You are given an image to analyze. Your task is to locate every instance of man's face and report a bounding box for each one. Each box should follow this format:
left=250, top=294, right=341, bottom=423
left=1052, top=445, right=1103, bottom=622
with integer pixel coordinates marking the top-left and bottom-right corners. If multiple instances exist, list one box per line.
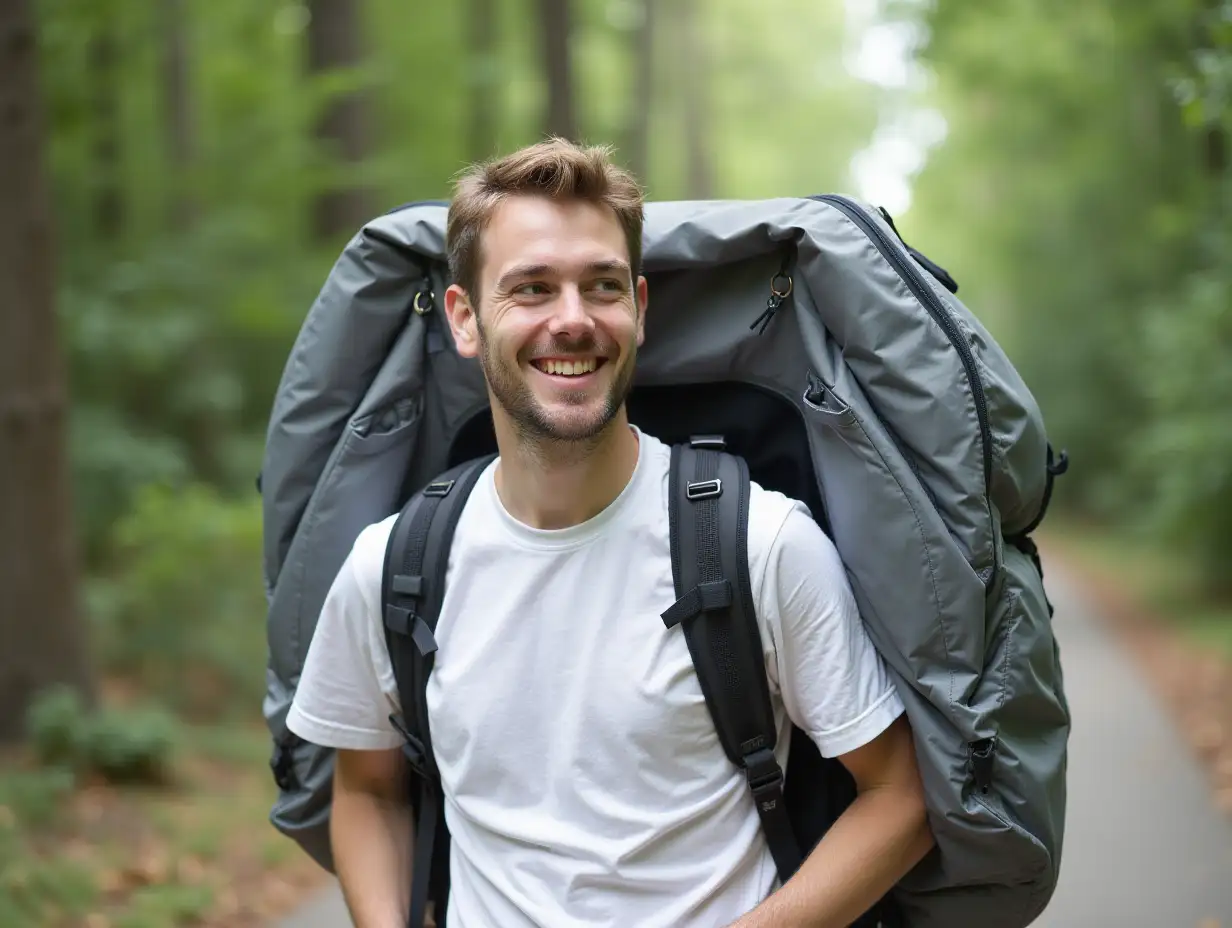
left=444, top=195, right=647, bottom=445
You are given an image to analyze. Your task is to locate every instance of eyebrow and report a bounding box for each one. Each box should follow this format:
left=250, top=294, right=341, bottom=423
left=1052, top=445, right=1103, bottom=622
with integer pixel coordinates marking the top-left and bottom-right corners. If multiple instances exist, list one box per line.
left=495, top=260, right=632, bottom=291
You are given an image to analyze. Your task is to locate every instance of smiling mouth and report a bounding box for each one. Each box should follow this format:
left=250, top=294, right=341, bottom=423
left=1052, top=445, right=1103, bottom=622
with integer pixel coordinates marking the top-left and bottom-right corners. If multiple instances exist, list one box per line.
left=531, top=357, right=606, bottom=377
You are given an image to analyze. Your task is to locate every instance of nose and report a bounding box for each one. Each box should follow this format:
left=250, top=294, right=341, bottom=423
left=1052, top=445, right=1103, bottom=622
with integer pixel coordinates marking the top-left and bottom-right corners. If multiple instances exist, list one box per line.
left=547, top=283, right=595, bottom=339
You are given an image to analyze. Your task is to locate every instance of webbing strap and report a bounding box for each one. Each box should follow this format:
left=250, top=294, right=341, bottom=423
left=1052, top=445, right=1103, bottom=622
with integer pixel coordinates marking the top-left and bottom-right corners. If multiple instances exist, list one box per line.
left=664, top=440, right=804, bottom=885
left=382, top=454, right=495, bottom=928
left=408, top=779, right=439, bottom=928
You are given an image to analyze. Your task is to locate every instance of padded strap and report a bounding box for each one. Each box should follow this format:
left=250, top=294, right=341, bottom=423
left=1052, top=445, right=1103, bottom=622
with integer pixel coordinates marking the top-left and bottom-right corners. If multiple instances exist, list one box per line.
left=664, top=439, right=804, bottom=885
left=382, top=453, right=495, bottom=928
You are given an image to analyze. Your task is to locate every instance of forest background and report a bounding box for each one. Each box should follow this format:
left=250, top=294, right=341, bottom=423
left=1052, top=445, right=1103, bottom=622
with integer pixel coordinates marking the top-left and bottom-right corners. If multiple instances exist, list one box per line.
left=1, top=0, right=1229, bottom=925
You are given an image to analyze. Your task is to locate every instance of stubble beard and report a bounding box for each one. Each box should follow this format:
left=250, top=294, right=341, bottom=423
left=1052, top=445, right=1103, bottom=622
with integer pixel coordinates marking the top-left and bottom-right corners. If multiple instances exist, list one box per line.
left=475, top=317, right=637, bottom=459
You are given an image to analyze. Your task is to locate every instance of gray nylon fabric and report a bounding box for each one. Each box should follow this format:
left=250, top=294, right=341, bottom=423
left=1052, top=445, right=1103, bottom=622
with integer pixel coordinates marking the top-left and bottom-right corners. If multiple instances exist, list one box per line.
left=261, top=195, right=1070, bottom=926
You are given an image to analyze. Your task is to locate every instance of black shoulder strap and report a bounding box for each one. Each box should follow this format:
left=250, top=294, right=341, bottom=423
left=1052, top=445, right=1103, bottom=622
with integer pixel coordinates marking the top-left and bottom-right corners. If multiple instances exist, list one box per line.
left=382, top=453, right=495, bottom=928
left=661, top=436, right=803, bottom=885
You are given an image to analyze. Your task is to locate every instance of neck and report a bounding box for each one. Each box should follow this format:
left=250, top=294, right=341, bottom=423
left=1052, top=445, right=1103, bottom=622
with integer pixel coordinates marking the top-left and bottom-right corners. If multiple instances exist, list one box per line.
left=492, top=411, right=640, bottom=530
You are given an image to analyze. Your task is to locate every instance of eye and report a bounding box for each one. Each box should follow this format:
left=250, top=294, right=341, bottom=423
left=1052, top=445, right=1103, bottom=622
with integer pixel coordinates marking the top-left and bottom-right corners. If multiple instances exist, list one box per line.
left=514, top=282, right=551, bottom=296
left=590, top=279, right=626, bottom=294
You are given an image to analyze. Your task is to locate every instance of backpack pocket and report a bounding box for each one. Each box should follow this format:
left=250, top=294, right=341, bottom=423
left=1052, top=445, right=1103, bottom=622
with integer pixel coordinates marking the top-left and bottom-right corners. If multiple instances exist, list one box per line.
left=802, top=368, right=988, bottom=720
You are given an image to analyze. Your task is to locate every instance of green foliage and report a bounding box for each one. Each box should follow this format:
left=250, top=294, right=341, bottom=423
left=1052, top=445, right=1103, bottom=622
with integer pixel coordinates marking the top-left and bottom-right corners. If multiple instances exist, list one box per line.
left=25, top=686, right=177, bottom=785
left=1133, top=222, right=1232, bottom=590
left=63, top=209, right=321, bottom=562
left=0, top=764, right=76, bottom=829
left=0, top=851, right=98, bottom=928
left=893, top=0, right=1232, bottom=595
left=89, top=483, right=267, bottom=720
left=112, top=883, right=216, bottom=928
left=22, top=686, right=81, bottom=772
left=36, top=0, right=882, bottom=573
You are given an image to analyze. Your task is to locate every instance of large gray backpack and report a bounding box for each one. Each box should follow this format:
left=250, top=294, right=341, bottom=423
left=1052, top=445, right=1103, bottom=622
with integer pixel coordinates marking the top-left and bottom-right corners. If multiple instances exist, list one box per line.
left=260, top=193, right=1071, bottom=927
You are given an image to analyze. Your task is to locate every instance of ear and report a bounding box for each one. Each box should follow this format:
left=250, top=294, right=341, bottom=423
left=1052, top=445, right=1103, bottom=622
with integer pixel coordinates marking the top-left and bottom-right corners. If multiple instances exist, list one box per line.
left=444, top=283, right=480, bottom=359
left=634, top=275, right=649, bottom=347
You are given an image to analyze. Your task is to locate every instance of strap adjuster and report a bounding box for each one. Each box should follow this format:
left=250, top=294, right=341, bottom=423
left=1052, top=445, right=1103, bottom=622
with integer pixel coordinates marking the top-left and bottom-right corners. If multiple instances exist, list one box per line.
left=389, top=714, right=429, bottom=775
left=423, top=479, right=455, bottom=497
left=744, top=746, right=784, bottom=796
left=686, top=478, right=722, bottom=501
left=689, top=435, right=726, bottom=450
left=384, top=605, right=439, bottom=655
left=391, top=573, right=423, bottom=597
left=661, top=579, right=733, bottom=628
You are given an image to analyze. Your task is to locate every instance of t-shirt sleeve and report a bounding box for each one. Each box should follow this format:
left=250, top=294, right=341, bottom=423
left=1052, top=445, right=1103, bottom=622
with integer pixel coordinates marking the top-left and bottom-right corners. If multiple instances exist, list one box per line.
left=285, top=523, right=404, bottom=752
left=758, top=503, right=905, bottom=759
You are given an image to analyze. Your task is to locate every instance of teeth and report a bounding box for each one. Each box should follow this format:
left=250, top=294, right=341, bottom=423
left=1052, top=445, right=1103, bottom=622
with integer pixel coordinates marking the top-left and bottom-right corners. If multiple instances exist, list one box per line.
left=541, top=358, right=596, bottom=376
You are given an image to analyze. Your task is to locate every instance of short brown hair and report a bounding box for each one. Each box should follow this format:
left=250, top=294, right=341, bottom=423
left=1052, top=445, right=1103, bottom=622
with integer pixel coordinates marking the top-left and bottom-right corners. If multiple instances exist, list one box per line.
left=446, top=137, right=645, bottom=299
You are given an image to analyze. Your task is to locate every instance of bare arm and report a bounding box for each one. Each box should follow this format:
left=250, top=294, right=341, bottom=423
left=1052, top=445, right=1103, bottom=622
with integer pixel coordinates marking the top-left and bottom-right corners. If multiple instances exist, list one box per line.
left=332, top=745, right=415, bottom=928
left=729, top=714, right=935, bottom=928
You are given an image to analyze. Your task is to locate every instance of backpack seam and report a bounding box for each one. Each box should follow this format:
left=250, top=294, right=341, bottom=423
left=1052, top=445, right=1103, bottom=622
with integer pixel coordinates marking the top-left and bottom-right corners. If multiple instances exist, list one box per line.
left=844, top=415, right=953, bottom=707
left=996, top=604, right=1020, bottom=713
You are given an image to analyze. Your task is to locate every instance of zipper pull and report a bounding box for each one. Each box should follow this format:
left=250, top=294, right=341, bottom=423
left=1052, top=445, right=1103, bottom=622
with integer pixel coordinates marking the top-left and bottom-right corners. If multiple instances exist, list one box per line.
left=749, top=255, right=794, bottom=334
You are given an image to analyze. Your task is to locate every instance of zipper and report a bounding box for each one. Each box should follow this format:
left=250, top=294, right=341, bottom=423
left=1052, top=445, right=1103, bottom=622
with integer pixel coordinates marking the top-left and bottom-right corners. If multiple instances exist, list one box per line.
left=809, top=195, right=993, bottom=494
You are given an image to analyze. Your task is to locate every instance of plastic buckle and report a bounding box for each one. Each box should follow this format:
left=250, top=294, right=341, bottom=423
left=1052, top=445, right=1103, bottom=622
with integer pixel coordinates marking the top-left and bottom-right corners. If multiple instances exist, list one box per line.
left=685, top=478, right=722, bottom=501
left=744, top=747, right=784, bottom=814
left=743, top=746, right=783, bottom=794
left=389, top=713, right=429, bottom=776
left=423, top=479, right=455, bottom=497
left=689, top=434, right=726, bottom=450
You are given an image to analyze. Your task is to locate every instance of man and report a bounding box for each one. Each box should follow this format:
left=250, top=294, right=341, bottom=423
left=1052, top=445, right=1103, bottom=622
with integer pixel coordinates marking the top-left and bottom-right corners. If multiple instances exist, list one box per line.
left=286, top=138, right=935, bottom=928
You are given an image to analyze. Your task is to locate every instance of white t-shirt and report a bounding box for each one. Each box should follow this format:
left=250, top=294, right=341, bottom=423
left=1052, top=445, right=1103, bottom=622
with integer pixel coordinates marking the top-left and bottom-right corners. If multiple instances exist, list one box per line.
left=287, top=427, right=903, bottom=928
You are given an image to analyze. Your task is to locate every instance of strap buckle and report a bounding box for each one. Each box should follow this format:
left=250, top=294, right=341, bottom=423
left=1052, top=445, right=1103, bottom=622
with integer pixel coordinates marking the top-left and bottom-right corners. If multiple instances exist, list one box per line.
left=743, top=746, right=784, bottom=808
left=685, top=478, right=722, bottom=501
left=389, top=713, right=430, bottom=777
left=423, top=479, right=455, bottom=497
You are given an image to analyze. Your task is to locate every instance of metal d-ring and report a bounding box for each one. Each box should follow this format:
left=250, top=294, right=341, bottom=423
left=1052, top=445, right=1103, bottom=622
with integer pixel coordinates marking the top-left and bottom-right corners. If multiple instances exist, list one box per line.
left=413, top=290, right=435, bottom=315
left=770, top=273, right=793, bottom=300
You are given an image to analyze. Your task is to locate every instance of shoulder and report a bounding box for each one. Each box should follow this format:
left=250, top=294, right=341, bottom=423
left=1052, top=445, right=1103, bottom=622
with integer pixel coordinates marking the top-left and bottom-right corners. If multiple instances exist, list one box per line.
left=746, top=480, right=842, bottom=583
left=339, top=511, right=400, bottom=612
left=745, top=479, right=856, bottom=649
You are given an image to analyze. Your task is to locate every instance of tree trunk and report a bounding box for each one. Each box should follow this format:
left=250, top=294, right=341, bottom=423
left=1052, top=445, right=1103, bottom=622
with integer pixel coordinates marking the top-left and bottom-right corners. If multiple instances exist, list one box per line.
left=0, top=0, right=95, bottom=743
left=161, top=0, right=196, bottom=229
left=468, top=0, right=499, bottom=162
left=88, top=23, right=123, bottom=238
left=307, top=0, right=372, bottom=243
left=677, top=0, right=713, bottom=198
left=624, top=0, right=655, bottom=182
left=160, top=0, right=222, bottom=482
left=538, top=0, right=577, bottom=141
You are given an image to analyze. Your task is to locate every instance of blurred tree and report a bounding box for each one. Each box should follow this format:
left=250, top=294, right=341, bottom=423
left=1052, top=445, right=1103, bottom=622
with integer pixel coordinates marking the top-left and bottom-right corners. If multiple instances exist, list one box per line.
left=469, top=0, right=500, bottom=161
left=623, top=0, right=655, bottom=181
left=676, top=0, right=714, bottom=198
left=0, top=0, right=95, bottom=741
left=307, top=0, right=373, bottom=242
left=160, top=0, right=196, bottom=229
left=88, top=10, right=123, bottom=239
left=539, top=0, right=577, bottom=139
